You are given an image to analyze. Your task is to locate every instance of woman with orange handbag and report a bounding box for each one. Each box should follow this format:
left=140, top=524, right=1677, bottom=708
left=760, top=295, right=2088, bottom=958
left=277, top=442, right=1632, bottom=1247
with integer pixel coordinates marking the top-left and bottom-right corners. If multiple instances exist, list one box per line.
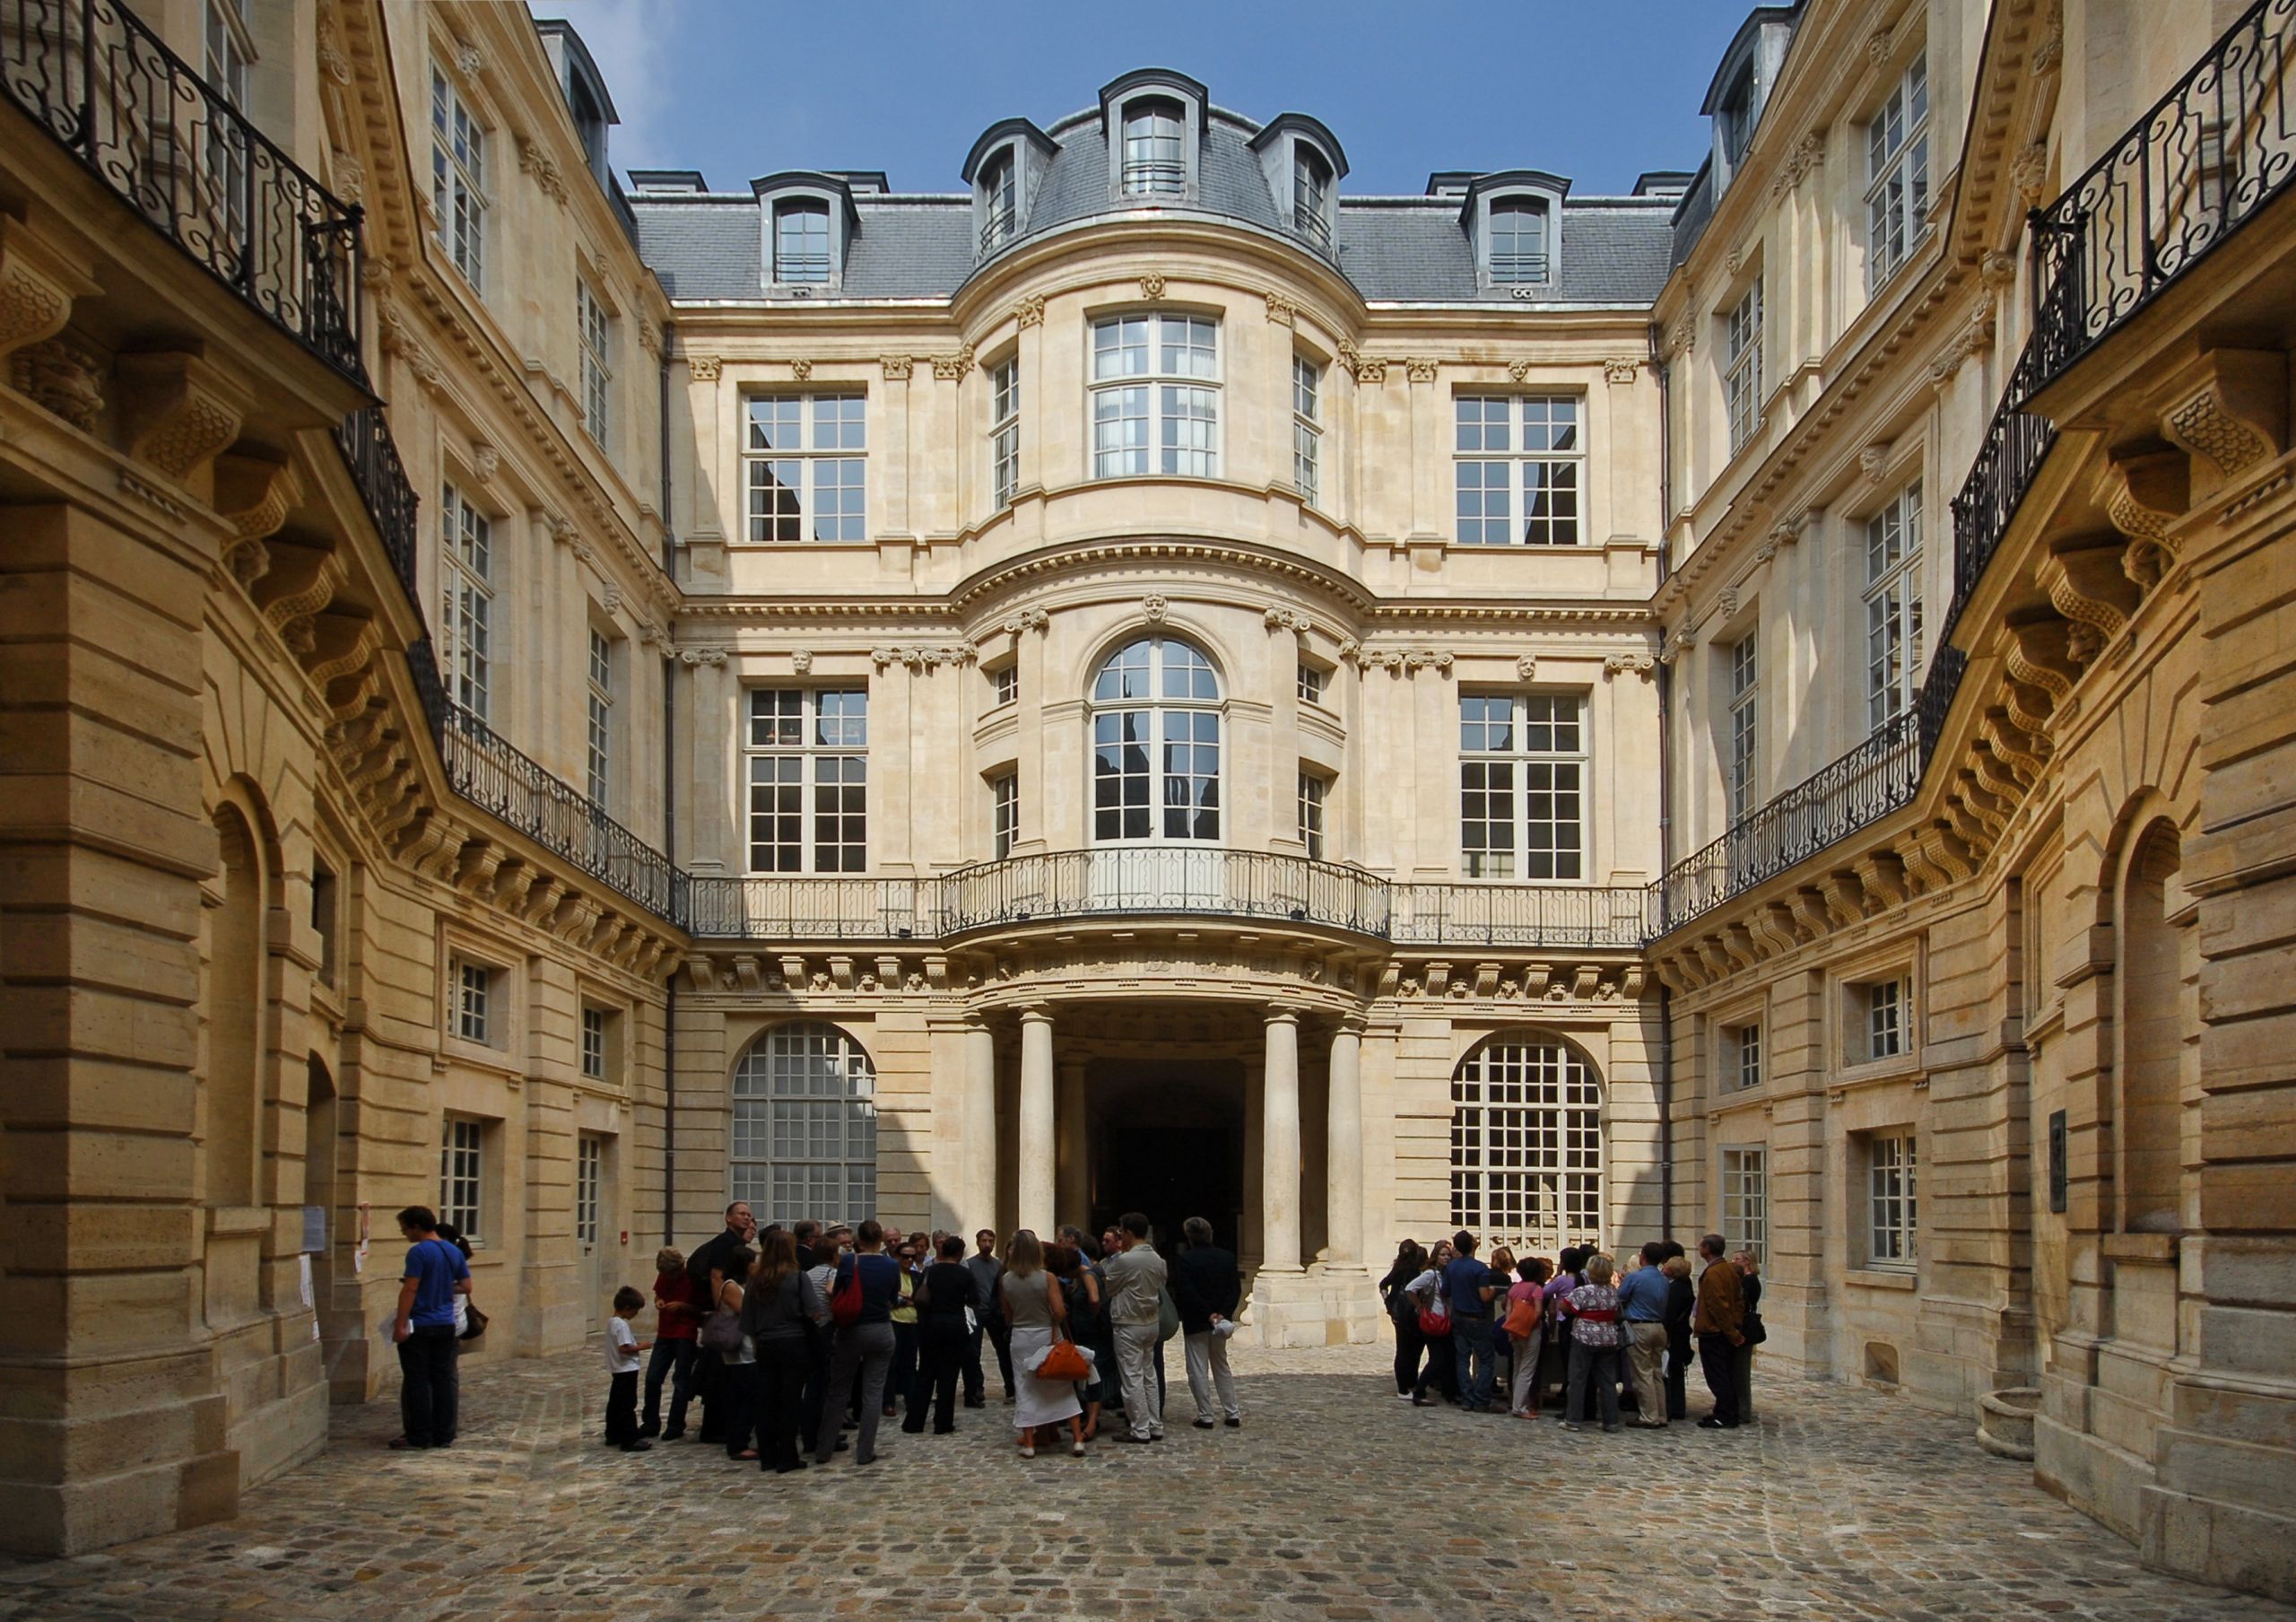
left=999, top=1230, right=1086, bottom=1459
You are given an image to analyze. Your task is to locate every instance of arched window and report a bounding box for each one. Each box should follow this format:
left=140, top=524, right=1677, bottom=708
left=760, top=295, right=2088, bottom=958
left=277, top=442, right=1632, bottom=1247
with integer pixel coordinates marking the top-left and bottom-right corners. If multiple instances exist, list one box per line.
left=2118, top=824, right=2190, bottom=1233
left=1090, top=636, right=1222, bottom=842
left=1120, top=98, right=1186, bottom=196
left=1450, top=1038, right=1601, bottom=1255
left=1489, top=197, right=1549, bottom=283
left=730, top=1022, right=877, bottom=1225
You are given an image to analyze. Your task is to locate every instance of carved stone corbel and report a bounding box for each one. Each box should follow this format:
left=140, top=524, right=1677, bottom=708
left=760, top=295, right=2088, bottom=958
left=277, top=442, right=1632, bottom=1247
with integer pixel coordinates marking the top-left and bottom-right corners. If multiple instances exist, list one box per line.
left=2158, top=349, right=2287, bottom=484
left=1750, top=903, right=1802, bottom=958
left=1852, top=850, right=1909, bottom=911
left=455, top=841, right=506, bottom=895
left=2003, top=613, right=2080, bottom=719
left=1979, top=708, right=2047, bottom=785
left=2037, top=536, right=2138, bottom=662
left=213, top=450, right=301, bottom=584
left=2094, top=449, right=2187, bottom=551
left=115, top=350, right=247, bottom=481
left=1817, top=871, right=1866, bottom=929
left=0, top=216, right=100, bottom=363
left=1788, top=886, right=1836, bottom=943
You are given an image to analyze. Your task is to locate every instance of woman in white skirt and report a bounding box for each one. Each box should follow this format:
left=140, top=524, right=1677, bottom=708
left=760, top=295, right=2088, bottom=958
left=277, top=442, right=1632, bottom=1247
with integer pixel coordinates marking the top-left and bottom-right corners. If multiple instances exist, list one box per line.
left=999, top=1230, right=1085, bottom=1459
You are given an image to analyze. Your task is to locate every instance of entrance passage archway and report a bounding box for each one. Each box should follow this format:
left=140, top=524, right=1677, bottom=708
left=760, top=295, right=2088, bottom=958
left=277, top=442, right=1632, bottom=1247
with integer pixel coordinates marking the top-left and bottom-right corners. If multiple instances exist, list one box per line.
left=1087, top=1062, right=1245, bottom=1250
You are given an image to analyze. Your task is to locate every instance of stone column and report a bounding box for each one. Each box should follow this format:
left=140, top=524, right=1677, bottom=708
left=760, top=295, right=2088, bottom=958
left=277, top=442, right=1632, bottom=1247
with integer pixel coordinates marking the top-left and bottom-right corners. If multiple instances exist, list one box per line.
left=962, top=1019, right=996, bottom=1237
left=1261, top=1008, right=1302, bottom=1272
left=1325, top=1017, right=1364, bottom=1267
left=1057, top=1058, right=1089, bottom=1230
left=1018, top=1008, right=1056, bottom=1234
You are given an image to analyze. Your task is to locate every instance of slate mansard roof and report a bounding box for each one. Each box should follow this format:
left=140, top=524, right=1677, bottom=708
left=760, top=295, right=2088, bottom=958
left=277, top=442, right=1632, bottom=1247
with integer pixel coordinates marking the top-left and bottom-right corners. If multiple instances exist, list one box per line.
left=627, top=89, right=1679, bottom=309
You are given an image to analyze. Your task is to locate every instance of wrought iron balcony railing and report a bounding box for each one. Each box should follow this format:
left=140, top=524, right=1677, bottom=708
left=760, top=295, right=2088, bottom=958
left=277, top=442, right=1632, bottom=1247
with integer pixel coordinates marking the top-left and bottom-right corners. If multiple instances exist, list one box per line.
left=334, top=404, right=420, bottom=600
left=1, top=0, right=365, bottom=384
left=936, top=848, right=1393, bottom=938
left=1390, top=881, right=1651, bottom=950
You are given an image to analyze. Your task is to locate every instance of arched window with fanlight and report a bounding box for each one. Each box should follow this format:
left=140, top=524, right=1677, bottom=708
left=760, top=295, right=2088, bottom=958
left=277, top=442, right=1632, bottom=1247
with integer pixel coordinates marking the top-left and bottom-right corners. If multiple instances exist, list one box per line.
left=1089, top=636, right=1222, bottom=844
left=730, top=1022, right=877, bottom=1225
left=1450, top=1037, right=1602, bottom=1256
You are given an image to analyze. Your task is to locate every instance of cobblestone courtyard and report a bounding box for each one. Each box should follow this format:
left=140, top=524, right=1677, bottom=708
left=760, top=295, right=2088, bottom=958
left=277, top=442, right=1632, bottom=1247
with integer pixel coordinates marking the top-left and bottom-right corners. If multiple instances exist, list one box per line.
left=3, top=1344, right=2287, bottom=1622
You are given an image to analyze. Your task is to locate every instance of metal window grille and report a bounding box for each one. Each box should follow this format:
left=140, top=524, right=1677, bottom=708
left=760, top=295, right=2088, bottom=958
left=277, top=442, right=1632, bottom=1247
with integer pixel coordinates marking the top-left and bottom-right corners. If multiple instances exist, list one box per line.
left=1488, top=197, right=1550, bottom=283
left=1292, top=145, right=1331, bottom=247
left=774, top=200, right=831, bottom=283
left=1449, top=1041, right=1602, bottom=1258
left=1120, top=99, right=1186, bottom=196
left=729, top=1023, right=878, bottom=1227
left=978, top=151, right=1016, bottom=253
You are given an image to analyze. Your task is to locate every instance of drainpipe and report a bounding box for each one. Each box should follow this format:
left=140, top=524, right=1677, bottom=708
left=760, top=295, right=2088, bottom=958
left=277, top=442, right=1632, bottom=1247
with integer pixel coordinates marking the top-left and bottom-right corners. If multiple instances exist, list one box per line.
left=1648, top=318, right=1676, bottom=1238
left=658, top=318, right=679, bottom=1245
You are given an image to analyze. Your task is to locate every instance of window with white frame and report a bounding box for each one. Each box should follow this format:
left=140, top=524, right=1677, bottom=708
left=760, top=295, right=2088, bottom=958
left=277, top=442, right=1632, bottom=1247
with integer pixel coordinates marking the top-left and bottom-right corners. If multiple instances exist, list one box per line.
left=1865, top=482, right=1924, bottom=732
left=730, top=1022, right=878, bottom=1226
left=773, top=199, right=831, bottom=283
left=990, top=356, right=1020, bottom=509
left=1091, top=313, right=1219, bottom=479
left=990, top=663, right=1019, bottom=709
left=1721, top=1145, right=1768, bottom=1260
left=586, top=627, right=613, bottom=807
left=1866, top=57, right=1930, bottom=289
left=578, top=280, right=612, bottom=446
left=746, top=688, right=868, bottom=873
left=990, top=771, right=1019, bottom=859
left=1090, top=637, right=1222, bottom=842
left=1455, top=395, right=1583, bottom=545
left=1292, top=144, right=1332, bottom=247
left=1296, top=661, right=1324, bottom=706
left=575, top=1134, right=602, bottom=1245
left=440, top=484, right=491, bottom=719
left=452, top=958, right=492, bottom=1045
left=1292, top=353, right=1322, bottom=506
left=978, top=149, right=1017, bottom=253
left=1727, top=631, right=1759, bottom=822
left=439, top=1117, right=483, bottom=1241
left=1119, top=98, right=1186, bottom=196
left=745, top=395, right=866, bottom=543
left=430, top=66, right=486, bottom=286
left=1459, top=692, right=1586, bottom=880
left=1725, top=279, right=1762, bottom=453
left=1297, top=771, right=1327, bottom=859
left=203, top=0, right=253, bottom=233
left=1450, top=1039, right=1603, bottom=1257
left=1727, top=1019, right=1762, bottom=1091
left=1856, top=975, right=1909, bottom=1063
left=1866, top=1131, right=1918, bottom=1266
left=579, top=1006, right=608, bottom=1081
left=1488, top=197, right=1550, bottom=284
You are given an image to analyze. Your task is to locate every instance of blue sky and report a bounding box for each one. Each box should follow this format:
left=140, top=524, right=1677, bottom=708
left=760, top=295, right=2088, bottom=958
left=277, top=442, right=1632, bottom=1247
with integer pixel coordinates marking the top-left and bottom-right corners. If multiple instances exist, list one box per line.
left=531, top=2, right=1749, bottom=198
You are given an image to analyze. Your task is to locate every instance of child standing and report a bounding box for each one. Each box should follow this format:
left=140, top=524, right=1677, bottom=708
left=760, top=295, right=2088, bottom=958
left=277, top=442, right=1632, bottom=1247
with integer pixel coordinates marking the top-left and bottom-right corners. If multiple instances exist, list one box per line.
left=605, top=1286, right=652, bottom=1452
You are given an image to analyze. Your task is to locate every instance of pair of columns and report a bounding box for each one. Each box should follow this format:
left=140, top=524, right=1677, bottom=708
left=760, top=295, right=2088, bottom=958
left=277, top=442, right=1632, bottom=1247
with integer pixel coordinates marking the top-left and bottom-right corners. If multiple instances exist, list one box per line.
left=962, top=1006, right=1364, bottom=1271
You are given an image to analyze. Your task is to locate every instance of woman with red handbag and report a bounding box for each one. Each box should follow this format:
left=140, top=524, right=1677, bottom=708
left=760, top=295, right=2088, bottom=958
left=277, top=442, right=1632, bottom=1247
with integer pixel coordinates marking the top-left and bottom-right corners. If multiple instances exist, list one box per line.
left=1405, top=1239, right=1458, bottom=1407
left=999, top=1231, right=1086, bottom=1459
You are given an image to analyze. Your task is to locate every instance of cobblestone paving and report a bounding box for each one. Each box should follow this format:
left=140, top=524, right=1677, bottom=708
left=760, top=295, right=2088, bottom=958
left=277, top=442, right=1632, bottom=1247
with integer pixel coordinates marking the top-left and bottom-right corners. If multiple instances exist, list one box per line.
left=3, top=1343, right=2288, bottom=1621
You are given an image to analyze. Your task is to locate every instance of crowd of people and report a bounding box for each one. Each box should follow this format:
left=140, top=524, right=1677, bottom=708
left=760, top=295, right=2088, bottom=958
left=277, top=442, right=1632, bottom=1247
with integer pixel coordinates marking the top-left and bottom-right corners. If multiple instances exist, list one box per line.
left=602, top=1201, right=1248, bottom=1468
left=1378, top=1230, right=1764, bottom=1432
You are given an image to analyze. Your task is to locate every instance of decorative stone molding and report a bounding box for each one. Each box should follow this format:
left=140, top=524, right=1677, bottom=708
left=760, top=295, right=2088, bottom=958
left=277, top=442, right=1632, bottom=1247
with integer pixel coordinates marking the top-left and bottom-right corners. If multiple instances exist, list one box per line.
left=2031, top=4, right=2064, bottom=76
left=1859, top=442, right=1892, bottom=484
left=13, top=337, right=102, bottom=430
left=1402, top=650, right=1455, bottom=674
left=679, top=647, right=728, bottom=667
left=881, top=354, right=914, bottom=380
left=1002, top=607, right=1049, bottom=635
left=1139, top=275, right=1165, bottom=301
left=1405, top=357, right=1439, bottom=383
left=0, top=218, right=97, bottom=363
left=1718, top=588, right=1741, bottom=621
left=116, top=351, right=247, bottom=481
left=789, top=359, right=813, bottom=382
left=1352, top=354, right=1389, bottom=385
left=686, top=353, right=722, bottom=381
left=2094, top=449, right=2186, bottom=546
left=2012, top=144, right=2049, bottom=208
left=1866, top=25, right=1894, bottom=65
left=1656, top=627, right=1696, bottom=666
left=930, top=344, right=976, bottom=381
left=1603, top=357, right=1639, bottom=386
left=2159, top=350, right=2286, bottom=481
left=316, top=18, right=352, bottom=83
left=1979, top=249, right=2018, bottom=290
left=870, top=644, right=974, bottom=670
left=1604, top=651, right=1657, bottom=681
left=117, top=467, right=185, bottom=519
left=637, top=320, right=662, bottom=357
left=1264, top=292, right=1298, bottom=327
left=213, top=450, right=301, bottom=583
left=1507, top=360, right=1535, bottom=384
left=1769, top=133, right=1824, bottom=201
left=1264, top=606, right=1310, bottom=633
left=1141, top=594, right=1169, bottom=622
left=516, top=137, right=568, bottom=205
left=452, top=39, right=482, bottom=76
left=789, top=649, right=813, bottom=673
left=1929, top=299, right=1996, bottom=384
left=2038, top=540, right=2138, bottom=662
left=1013, top=294, right=1046, bottom=328
left=471, top=440, right=500, bottom=484
left=1663, top=313, right=1696, bottom=359
left=1514, top=655, right=1537, bottom=681
left=2004, top=615, right=2079, bottom=718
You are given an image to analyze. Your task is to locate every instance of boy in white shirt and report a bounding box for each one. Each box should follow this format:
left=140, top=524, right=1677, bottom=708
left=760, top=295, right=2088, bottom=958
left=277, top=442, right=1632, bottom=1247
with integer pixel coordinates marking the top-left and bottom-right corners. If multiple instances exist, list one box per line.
left=605, top=1286, right=652, bottom=1452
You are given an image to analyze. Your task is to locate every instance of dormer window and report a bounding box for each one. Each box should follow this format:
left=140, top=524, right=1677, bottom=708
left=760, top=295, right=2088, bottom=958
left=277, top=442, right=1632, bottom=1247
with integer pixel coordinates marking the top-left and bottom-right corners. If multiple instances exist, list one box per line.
left=1293, top=146, right=1332, bottom=248
left=1250, top=114, right=1348, bottom=255
left=1490, top=198, right=1549, bottom=283
left=979, top=149, right=1016, bottom=252
left=1121, top=98, right=1186, bottom=196
left=774, top=199, right=831, bottom=283
left=1718, top=66, right=1759, bottom=170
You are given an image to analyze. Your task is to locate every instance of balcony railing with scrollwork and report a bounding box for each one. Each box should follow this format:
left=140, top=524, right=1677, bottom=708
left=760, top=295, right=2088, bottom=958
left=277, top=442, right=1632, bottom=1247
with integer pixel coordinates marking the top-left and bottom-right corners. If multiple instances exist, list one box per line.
left=1390, top=882, right=1651, bottom=950
left=334, top=405, right=419, bottom=599
left=0, top=0, right=364, bottom=384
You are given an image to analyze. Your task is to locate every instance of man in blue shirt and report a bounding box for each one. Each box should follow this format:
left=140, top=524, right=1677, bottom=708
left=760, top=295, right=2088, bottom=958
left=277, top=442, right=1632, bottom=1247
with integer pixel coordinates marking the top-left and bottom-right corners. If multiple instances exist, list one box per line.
left=391, top=1205, right=471, bottom=1449
left=1442, top=1230, right=1499, bottom=1411
left=1616, top=1240, right=1674, bottom=1428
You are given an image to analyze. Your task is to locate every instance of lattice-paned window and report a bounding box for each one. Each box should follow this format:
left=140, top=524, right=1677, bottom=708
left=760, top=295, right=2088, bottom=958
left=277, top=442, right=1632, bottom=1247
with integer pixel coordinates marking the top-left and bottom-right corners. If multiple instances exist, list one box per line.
left=575, top=1135, right=602, bottom=1246
left=1728, top=1020, right=1761, bottom=1091
left=730, top=1022, right=878, bottom=1227
left=1726, top=279, right=1763, bottom=453
left=991, top=771, right=1019, bottom=860
left=773, top=199, right=831, bottom=283
left=990, top=356, right=1020, bottom=509
left=1293, top=144, right=1332, bottom=247
left=1459, top=692, right=1586, bottom=880
left=578, top=280, right=612, bottom=445
left=1727, top=631, right=1759, bottom=821
left=991, top=663, right=1019, bottom=708
left=439, top=1117, right=483, bottom=1241
left=1455, top=395, right=1582, bottom=545
left=1865, top=482, right=1924, bottom=731
left=1449, top=1040, right=1603, bottom=1257
left=586, top=627, right=613, bottom=807
left=979, top=149, right=1016, bottom=252
left=1292, top=353, right=1322, bottom=505
left=453, top=959, right=491, bottom=1044
left=1120, top=98, right=1185, bottom=196
left=1090, top=637, right=1222, bottom=842
left=746, top=688, right=868, bottom=873
left=1721, top=1145, right=1768, bottom=1260
left=1297, top=662, right=1323, bottom=706
left=440, top=484, right=492, bottom=719
left=1297, top=772, right=1327, bottom=859
left=1866, top=57, right=1930, bottom=289
left=1091, top=314, right=1220, bottom=479
left=1489, top=197, right=1549, bottom=283
left=745, top=395, right=867, bottom=543
left=430, top=67, right=486, bottom=286
left=203, top=0, right=254, bottom=233
left=1867, top=1131, right=1918, bottom=1266
left=580, top=1006, right=607, bottom=1081
left=1859, top=975, right=1908, bottom=1062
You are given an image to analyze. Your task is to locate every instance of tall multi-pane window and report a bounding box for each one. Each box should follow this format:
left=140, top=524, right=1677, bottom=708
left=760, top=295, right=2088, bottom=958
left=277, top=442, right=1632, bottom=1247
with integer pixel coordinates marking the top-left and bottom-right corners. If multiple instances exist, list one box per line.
left=730, top=1023, right=878, bottom=1226
left=440, top=484, right=491, bottom=719
left=1866, top=57, right=1930, bottom=289
left=1865, top=482, right=1924, bottom=731
left=1459, top=693, right=1586, bottom=880
left=1721, top=1146, right=1768, bottom=1260
left=773, top=199, right=831, bottom=283
left=579, top=1007, right=607, bottom=1081
left=1119, top=99, right=1186, bottom=196
left=1292, top=354, right=1322, bottom=506
left=574, top=1136, right=601, bottom=1246
left=430, top=68, right=486, bottom=286
left=586, top=628, right=613, bottom=807
left=439, top=1118, right=483, bottom=1241
left=453, top=960, right=491, bottom=1043
left=578, top=281, right=612, bottom=445
left=203, top=0, right=253, bottom=232
left=1864, top=976, right=1906, bottom=1061
left=746, top=689, right=868, bottom=873
left=1091, top=314, right=1219, bottom=479
left=1725, top=280, right=1763, bottom=452
left=1488, top=198, right=1549, bottom=283
left=745, top=395, right=866, bottom=542
left=1449, top=1040, right=1602, bottom=1256
left=1730, top=1021, right=1762, bottom=1091
left=990, top=357, right=1021, bottom=509
left=1297, top=772, right=1327, bottom=859
left=1727, top=632, right=1759, bottom=821
left=978, top=150, right=1017, bottom=252
left=1455, top=396, right=1583, bottom=545
left=1868, top=1132, right=1918, bottom=1265
left=1292, top=145, right=1332, bottom=247
left=1090, top=637, right=1221, bottom=842
left=991, top=772, right=1019, bottom=859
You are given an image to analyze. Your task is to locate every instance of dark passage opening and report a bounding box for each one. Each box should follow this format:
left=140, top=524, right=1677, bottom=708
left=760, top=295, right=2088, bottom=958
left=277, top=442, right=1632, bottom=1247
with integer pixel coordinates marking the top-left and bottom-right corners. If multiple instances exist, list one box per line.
left=1090, top=1065, right=1244, bottom=1250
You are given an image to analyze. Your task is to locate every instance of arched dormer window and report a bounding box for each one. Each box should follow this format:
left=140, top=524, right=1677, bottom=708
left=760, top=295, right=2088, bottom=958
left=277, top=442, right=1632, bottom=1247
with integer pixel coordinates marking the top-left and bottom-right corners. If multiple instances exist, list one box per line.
left=1249, top=114, right=1349, bottom=255
left=978, top=149, right=1015, bottom=252
left=1293, top=146, right=1332, bottom=246
left=752, top=172, right=858, bottom=293
left=1489, top=197, right=1548, bottom=283
left=1121, top=99, right=1185, bottom=196
left=1459, top=171, right=1570, bottom=292
left=1090, top=636, right=1222, bottom=843
left=774, top=200, right=830, bottom=283
left=962, top=118, right=1057, bottom=261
